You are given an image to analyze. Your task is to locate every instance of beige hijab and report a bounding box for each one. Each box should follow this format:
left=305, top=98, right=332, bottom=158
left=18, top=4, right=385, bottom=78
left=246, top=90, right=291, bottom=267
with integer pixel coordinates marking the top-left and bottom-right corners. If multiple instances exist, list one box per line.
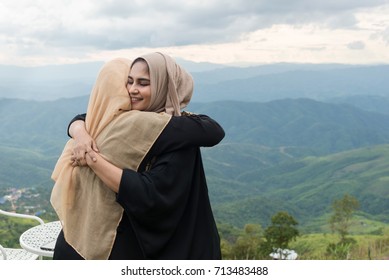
left=50, top=58, right=172, bottom=259
left=138, top=52, right=194, bottom=116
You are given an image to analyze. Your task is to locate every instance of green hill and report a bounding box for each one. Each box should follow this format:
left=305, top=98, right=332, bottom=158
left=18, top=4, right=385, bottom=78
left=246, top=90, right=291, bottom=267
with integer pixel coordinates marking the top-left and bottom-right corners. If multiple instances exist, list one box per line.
left=211, top=144, right=389, bottom=230
left=190, top=99, right=389, bottom=155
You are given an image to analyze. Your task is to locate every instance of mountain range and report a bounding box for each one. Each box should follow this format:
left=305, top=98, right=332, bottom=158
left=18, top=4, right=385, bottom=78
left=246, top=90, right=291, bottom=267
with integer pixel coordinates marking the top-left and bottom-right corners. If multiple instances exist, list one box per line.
left=1, top=61, right=389, bottom=231
left=1, top=94, right=389, bottom=231
left=2, top=61, right=389, bottom=105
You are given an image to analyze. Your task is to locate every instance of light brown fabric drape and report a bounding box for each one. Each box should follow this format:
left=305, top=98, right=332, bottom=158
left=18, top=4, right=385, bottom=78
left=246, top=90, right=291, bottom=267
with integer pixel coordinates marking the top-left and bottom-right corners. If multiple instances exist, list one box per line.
left=50, top=58, right=171, bottom=259
left=140, top=52, right=194, bottom=116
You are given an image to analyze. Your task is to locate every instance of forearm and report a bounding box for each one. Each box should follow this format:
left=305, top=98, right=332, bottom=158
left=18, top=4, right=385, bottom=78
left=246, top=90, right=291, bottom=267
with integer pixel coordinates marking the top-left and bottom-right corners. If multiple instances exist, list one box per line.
left=68, top=113, right=86, bottom=137
left=87, top=152, right=122, bottom=193
left=69, top=113, right=122, bottom=192
left=69, top=120, right=87, bottom=138
left=68, top=114, right=99, bottom=164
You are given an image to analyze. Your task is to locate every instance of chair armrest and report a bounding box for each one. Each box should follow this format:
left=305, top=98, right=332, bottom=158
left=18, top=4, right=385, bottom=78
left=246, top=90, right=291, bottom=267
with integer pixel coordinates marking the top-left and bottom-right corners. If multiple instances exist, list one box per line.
left=0, top=209, right=44, bottom=225
left=0, top=244, right=7, bottom=260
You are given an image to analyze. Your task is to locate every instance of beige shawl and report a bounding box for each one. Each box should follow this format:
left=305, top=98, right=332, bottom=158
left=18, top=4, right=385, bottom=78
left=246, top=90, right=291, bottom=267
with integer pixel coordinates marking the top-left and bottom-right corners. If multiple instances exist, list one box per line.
left=50, top=58, right=171, bottom=259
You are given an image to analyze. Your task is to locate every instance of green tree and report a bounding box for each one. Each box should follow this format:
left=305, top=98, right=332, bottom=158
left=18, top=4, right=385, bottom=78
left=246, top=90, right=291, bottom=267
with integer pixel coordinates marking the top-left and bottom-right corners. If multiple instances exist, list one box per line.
left=326, top=194, right=359, bottom=259
left=230, top=223, right=263, bottom=259
left=329, top=193, right=359, bottom=243
left=260, top=211, right=299, bottom=258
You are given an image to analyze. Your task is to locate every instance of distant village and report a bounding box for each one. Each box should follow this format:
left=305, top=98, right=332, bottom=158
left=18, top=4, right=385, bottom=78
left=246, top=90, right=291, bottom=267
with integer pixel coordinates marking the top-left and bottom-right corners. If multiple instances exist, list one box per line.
left=0, top=187, right=46, bottom=216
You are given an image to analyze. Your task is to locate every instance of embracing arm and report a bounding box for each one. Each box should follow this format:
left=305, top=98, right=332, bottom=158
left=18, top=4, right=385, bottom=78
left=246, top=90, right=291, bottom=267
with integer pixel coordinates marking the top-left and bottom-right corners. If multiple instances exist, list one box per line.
left=67, top=112, right=224, bottom=191
left=67, top=112, right=225, bottom=162
left=151, top=112, right=225, bottom=155
left=67, top=114, right=87, bottom=137
left=68, top=114, right=121, bottom=191
left=84, top=150, right=122, bottom=193
left=67, top=114, right=98, bottom=165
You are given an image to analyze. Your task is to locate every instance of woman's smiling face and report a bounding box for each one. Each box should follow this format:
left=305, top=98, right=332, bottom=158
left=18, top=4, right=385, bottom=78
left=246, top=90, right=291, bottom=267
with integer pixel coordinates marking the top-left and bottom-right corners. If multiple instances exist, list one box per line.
left=127, top=60, right=152, bottom=111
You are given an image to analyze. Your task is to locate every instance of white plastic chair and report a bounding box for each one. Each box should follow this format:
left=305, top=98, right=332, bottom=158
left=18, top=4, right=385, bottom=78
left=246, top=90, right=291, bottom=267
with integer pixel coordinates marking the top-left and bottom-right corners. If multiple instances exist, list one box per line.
left=0, top=209, right=44, bottom=260
left=0, top=244, right=40, bottom=260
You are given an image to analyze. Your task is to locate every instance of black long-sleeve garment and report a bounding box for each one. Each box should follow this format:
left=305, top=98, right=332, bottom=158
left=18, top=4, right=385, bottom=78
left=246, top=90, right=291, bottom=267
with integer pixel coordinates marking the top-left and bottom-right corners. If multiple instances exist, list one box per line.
left=55, top=113, right=224, bottom=260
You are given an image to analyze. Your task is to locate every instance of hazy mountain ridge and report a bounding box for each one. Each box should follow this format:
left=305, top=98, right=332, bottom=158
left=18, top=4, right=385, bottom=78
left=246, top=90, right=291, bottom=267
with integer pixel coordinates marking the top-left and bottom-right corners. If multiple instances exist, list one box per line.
left=190, top=62, right=358, bottom=84
left=192, top=65, right=389, bottom=102
left=2, top=62, right=389, bottom=104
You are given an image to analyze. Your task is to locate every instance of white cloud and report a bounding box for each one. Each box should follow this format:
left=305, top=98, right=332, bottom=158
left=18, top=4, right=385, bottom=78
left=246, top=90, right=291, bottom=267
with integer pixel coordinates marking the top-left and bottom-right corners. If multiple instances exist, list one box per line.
left=347, top=41, right=366, bottom=50
left=0, top=0, right=388, bottom=65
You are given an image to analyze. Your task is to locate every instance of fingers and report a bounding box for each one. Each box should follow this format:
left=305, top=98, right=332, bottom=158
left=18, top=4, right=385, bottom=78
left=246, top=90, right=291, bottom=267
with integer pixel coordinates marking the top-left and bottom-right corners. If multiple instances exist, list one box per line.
left=71, top=149, right=87, bottom=162
left=71, top=155, right=87, bottom=167
left=72, top=135, right=99, bottom=158
left=85, top=148, right=97, bottom=162
left=75, top=143, right=89, bottom=158
left=92, top=140, right=99, bottom=153
left=71, top=149, right=97, bottom=167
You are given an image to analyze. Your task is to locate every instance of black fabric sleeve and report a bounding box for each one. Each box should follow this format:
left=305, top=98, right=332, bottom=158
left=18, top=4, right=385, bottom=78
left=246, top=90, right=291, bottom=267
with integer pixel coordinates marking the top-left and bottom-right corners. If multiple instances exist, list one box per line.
left=118, top=151, right=191, bottom=217
left=67, top=113, right=225, bottom=150
left=117, top=148, right=199, bottom=257
left=146, top=114, right=225, bottom=157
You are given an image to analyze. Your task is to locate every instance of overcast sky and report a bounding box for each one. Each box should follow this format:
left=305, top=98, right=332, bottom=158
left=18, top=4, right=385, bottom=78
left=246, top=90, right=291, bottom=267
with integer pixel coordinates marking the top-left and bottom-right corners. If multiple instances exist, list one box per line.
left=1, top=0, right=389, bottom=66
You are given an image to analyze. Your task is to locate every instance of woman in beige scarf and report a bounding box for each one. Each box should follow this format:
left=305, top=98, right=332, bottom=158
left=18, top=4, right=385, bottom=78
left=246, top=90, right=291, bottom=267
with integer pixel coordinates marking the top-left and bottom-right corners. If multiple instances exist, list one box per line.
left=53, top=52, right=224, bottom=259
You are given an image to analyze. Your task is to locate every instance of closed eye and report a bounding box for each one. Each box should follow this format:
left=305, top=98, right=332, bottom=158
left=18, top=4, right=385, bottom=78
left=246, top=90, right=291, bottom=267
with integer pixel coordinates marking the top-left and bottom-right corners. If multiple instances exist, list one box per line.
left=139, top=79, right=150, bottom=86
